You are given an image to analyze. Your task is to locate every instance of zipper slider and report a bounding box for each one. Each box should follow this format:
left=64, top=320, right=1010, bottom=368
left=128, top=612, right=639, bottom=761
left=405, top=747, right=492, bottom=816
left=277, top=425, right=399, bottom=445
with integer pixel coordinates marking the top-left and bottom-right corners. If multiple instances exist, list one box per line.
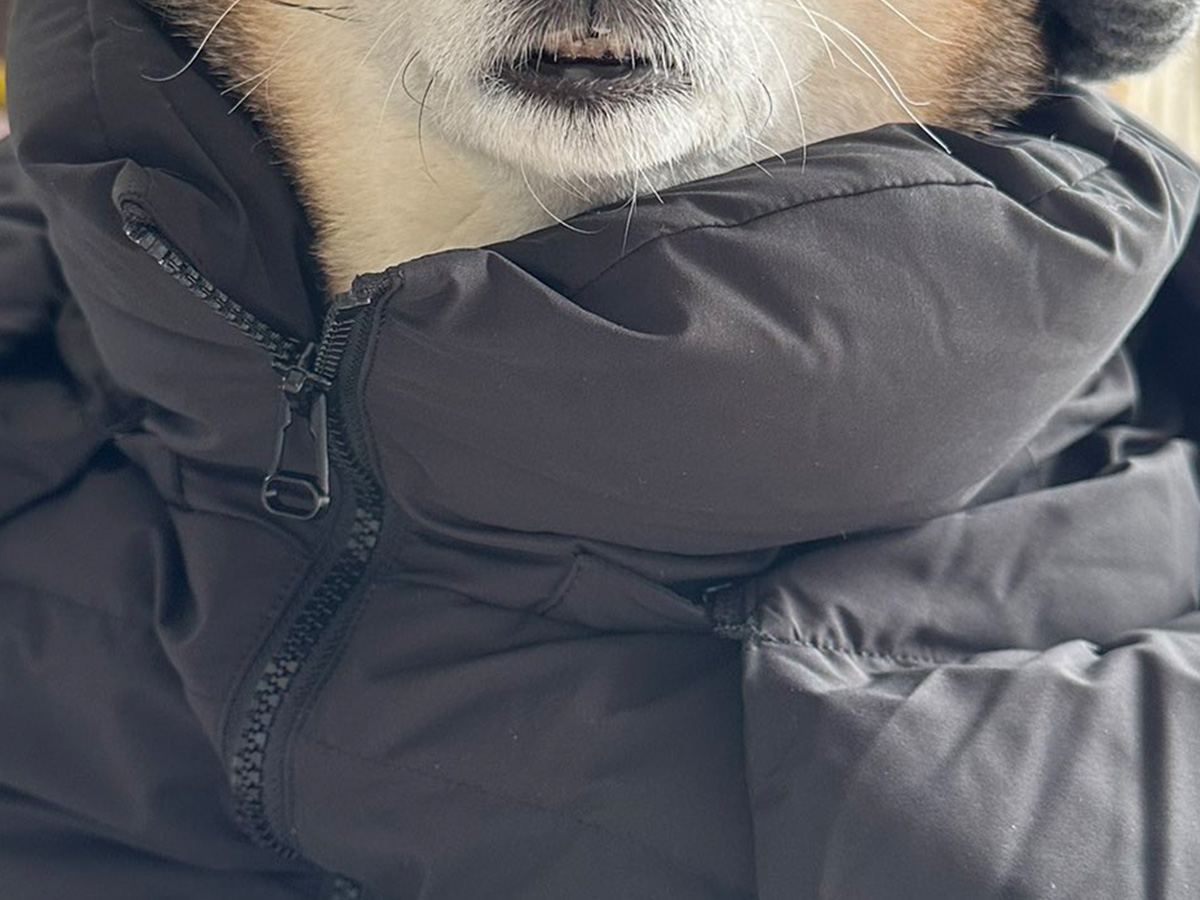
left=262, top=345, right=333, bottom=520
left=260, top=267, right=401, bottom=521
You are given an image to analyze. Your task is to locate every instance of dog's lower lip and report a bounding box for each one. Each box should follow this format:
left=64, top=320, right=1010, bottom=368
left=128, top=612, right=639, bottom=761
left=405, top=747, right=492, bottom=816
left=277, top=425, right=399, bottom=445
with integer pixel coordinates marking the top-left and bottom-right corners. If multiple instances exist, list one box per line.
left=493, top=49, right=680, bottom=103
left=496, top=62, right=674, bottom=104
left=530, top=58, right=638, bottom=80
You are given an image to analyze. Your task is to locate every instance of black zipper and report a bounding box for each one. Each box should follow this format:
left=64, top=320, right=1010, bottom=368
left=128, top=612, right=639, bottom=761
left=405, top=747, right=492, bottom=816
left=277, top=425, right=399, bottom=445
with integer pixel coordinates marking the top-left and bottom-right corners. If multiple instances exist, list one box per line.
left=227, top=280, right=391, bottom=856
left=122, top=205, right=396, bottom=887
left=122, top=208, right=310, bottom=367
left=259, top=284, right=382, bottom=521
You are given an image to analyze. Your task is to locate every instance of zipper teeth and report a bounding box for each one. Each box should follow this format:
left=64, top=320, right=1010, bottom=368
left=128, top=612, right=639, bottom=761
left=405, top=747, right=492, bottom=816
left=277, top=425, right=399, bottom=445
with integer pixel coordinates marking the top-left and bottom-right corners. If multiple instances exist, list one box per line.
left=311, top=271, right=398, bottom=383
left=123, top=208, right=387, bottom=889
left=312, top=313, right=358, bottom=383
left=123, top=218, right=308, bottom=366
left=229, top=464, right=383, bottom=854
left=229, top=300, right=386, bottom=857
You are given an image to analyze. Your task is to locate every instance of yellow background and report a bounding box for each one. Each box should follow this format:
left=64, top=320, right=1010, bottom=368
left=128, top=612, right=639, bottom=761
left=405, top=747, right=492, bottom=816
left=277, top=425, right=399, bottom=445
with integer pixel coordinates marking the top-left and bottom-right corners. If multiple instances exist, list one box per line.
left=1110, top=34, right=1199, bottom=159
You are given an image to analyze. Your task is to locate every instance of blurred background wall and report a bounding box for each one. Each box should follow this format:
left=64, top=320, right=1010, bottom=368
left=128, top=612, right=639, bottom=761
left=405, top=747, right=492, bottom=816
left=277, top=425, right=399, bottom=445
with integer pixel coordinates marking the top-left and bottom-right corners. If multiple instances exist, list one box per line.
left=1110, top=32, right=1200, bottom=159
left=1, top=0, right=12, bottom=139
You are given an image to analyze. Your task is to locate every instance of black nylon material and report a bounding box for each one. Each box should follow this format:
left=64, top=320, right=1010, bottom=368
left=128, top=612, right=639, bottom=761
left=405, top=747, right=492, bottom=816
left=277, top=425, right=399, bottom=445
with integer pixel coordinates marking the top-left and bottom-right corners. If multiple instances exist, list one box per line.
left=3, top=0, right=1200, bottom=898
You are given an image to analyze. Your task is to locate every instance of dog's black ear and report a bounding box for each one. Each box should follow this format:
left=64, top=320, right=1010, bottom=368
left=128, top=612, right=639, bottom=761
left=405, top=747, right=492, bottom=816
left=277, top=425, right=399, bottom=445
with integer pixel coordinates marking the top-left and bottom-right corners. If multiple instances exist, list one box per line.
left=1041, top=0, right=1199, bottom=80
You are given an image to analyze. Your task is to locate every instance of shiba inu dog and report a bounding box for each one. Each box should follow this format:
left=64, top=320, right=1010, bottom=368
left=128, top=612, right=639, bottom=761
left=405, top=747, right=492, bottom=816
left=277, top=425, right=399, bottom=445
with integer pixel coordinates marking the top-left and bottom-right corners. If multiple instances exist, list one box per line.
left=150, top=0, right=1048, bottom=289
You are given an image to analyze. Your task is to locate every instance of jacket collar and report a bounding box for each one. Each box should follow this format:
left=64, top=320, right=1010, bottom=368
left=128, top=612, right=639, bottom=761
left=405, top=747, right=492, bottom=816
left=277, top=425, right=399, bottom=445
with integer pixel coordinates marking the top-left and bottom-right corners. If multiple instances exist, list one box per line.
left=10, top=0, right=1200, bottom=556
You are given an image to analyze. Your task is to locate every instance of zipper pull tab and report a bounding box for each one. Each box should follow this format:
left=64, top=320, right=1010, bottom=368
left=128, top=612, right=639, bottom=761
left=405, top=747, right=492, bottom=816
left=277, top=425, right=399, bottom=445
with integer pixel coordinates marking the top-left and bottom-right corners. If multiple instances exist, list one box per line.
left=259, top=267, right=400, bottom=521
left=262, top=346, right=333, bottom=520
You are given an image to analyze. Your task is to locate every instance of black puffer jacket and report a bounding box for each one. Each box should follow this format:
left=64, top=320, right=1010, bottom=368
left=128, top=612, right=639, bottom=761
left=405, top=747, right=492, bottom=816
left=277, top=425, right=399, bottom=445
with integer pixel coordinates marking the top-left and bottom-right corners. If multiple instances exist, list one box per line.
left=3, top=1, right=1200, bottom=898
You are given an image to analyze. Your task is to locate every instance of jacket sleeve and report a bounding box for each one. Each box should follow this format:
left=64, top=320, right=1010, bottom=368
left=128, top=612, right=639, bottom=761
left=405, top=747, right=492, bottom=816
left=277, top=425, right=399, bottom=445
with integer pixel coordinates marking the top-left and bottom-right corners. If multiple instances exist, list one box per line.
left=0, top=137, right=63, bottom=356
left=739, top=607, right=1200, bottom=899
left=0, top=137, right=115, bottom=520
left=0, top=136, right=329, bottom=900
left=731, top=220, right=1200, bottom=897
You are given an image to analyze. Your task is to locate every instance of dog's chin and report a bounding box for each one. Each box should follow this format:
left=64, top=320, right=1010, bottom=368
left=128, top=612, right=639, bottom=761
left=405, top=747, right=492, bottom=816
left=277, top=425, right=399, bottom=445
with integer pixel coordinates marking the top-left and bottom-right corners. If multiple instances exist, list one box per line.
left=429, top=70, right=763, bottom=201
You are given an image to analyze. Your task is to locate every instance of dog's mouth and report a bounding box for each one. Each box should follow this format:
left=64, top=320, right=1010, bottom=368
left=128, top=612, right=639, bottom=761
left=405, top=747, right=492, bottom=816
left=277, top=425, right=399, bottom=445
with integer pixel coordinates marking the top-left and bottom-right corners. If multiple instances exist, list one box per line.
left=493, top=33, right=683, bottom=105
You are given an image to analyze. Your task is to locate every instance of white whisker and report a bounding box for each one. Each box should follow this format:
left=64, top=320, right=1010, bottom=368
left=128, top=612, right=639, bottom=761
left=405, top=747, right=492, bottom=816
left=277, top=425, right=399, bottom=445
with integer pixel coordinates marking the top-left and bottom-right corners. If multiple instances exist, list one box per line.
left=802, top=10, right=952, bottom=154
left=144, top=0, right=244, bottom=82
left=870, top=0, right=957, bottom=46
left=520, top=158, right=599, bottom=235
left=376, top=53, right=412, bottom=133
left=807, top=10, right=925, bottom=107
left=357, top=12, right=405, bottom=71
left=794, top=1, right=837, bottom=67
left=223, top=23, right=305, bottom=112
left=622, top=177, right=639, bottom=255
left=745, top=133, right=788, bottom=166
left=754, top=20, right=807, bottom=165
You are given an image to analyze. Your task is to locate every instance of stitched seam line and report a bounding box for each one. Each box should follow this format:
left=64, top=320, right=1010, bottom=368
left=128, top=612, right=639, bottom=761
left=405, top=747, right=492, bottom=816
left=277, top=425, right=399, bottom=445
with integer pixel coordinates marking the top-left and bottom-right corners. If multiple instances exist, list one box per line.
left=738, top=626, right=962, bottom=667
left=708, top=550, right=964, bottom=669
left=714, top=587, right=962, bottom=667
left=571, top=177, right=993, bottom=297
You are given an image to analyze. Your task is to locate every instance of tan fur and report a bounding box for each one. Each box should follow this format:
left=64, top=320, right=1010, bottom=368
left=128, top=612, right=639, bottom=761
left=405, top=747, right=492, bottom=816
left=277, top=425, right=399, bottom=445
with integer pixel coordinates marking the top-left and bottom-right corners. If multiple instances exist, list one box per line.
left=149, top=0, right=1046, bottom=291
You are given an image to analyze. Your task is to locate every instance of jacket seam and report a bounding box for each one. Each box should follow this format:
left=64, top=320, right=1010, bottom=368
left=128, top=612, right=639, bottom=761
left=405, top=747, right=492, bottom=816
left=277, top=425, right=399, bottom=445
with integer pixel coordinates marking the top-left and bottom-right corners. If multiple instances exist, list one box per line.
left=720, top=584, right=963, bottom=667
left=1020, top=159, right=1110, bottom=208
left=570, top=177, right=993, bottom=297
left=297, top=734, right=739, bottom=889
left=737, top=626, right=962, bottom=668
